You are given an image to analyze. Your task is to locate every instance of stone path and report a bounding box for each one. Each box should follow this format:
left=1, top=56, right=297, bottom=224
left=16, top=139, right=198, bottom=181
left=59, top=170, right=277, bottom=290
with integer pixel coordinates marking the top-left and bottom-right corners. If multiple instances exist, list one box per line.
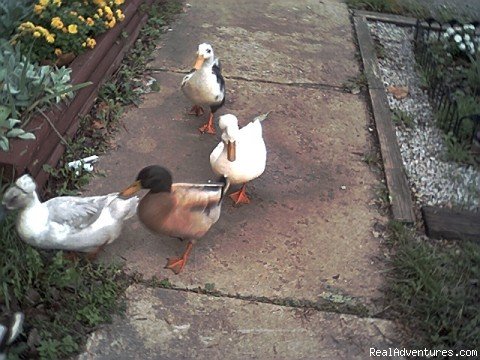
left=78, top=0, right=404, bottom=358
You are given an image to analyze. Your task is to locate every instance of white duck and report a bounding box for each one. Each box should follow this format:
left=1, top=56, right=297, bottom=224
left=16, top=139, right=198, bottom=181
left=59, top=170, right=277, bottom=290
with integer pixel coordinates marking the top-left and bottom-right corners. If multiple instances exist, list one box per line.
left=181, top=43, right=225, bottom=135
left=1, top=174, right=138, bottom=256
left=210, top=113, right=268, bottom=205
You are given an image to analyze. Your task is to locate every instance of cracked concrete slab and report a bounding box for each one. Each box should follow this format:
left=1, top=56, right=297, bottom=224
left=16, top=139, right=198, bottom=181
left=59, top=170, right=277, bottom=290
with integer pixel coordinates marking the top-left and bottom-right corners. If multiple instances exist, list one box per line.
left=78, top=284, right=404, bottom=360
left=148, top=0, right=359, bottom=86
left=85, top=71, right=388, bottom=308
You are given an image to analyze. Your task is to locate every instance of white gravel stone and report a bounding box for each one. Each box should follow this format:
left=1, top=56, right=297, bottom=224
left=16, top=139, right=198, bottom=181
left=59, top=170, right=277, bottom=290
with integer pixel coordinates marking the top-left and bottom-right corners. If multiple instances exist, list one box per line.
left=368, top=21, right=480, bottom=212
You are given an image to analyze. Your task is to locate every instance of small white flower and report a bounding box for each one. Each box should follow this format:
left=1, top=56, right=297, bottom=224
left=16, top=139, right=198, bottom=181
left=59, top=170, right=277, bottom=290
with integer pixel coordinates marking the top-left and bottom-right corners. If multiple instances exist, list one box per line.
left=446, top=27, right=455, bottom=35
left=454, top=25, right=462, bottom=32
left=463, top=24, right=475, bottom=31
left=459, top=42, right=466, bottom=51
left=454, top=34, right=462, bottom=43
left=464, top=34, right=471, bottom=41
left=442, top=32, right=450, bottom=39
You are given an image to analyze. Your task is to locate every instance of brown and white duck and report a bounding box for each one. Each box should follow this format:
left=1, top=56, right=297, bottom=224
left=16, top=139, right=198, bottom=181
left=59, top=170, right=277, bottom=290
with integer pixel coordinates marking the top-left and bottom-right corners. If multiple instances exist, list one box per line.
left=120, top=165, right=230, bottom=274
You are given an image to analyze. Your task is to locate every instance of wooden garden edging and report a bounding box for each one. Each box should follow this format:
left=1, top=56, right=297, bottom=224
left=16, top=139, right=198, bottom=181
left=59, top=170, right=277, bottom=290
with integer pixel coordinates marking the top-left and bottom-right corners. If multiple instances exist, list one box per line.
left=353, top=11, right=480, bottom=240
left=353, top=13, right=416, bottom=225
left=0, top=0, right=153, bottom=193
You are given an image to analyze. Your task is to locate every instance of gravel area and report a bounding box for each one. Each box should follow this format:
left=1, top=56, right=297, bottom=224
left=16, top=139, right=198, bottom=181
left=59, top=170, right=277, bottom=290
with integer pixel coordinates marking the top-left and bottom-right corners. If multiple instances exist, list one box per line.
left=368, top=21, right=480, bottom=212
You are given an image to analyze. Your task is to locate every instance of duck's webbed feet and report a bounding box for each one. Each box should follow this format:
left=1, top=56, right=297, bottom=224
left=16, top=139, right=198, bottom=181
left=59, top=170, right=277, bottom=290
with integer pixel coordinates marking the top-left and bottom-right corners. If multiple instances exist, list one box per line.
left=198, top=113, right=216, bottom=135
left=229, top=184, right=251, bottom=205
left=165, top=240, right=194, bottom=274
left=188, top=105, right=204, bottom=116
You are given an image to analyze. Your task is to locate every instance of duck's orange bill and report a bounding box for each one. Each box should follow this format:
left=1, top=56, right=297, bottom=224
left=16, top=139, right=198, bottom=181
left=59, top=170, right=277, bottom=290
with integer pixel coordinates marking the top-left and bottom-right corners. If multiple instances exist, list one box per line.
left=193, top=54, right=205, bottom=70
left=227, top=141, right=236, bottom=162
left=119, top=180, right=142, bottom=197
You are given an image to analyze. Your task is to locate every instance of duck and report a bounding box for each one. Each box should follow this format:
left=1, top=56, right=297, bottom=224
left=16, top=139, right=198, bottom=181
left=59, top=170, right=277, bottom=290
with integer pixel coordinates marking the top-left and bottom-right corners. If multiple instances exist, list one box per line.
left=1, top=174, right=138, bottom=256
left=181, top=43, right=225, bottom=135
left=210, top=113, right=269, bottom=205
left=0, top=312, right=24, bottom=360
left=119, top=165, right=229, bottom=274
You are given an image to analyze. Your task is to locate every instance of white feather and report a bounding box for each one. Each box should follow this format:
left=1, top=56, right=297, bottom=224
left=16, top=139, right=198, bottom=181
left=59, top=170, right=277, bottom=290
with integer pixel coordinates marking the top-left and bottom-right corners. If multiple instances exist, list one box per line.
left=210, top=114, right=267, bottom=184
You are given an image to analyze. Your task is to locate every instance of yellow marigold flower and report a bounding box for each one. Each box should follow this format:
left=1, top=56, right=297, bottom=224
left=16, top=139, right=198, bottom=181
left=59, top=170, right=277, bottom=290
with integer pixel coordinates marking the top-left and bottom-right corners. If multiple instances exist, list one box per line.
left=115, top=0, right=124, bottom=5
left=36, top=26, right=49, bottom=36
left=51, top=17, right=64, bottom=29
left=86, top=37, right=96, bottom=48
left=86, top=17, right=94, bottom=26
left=82, top=42, right=86, bottom=47
left=39, top=0, right=49, bottom=6
left=116, top=9, right=125, bottom=21
left=78, top=15, right=85, bottom=22
left=97, top=8, right=103, bottom=16
left=107, top=17, right=116, bottom=28
left=62, top=27, right=67, bottom=33
left=67, top=24, right=78, bottom=34
left=69, top=11, right=78, bottom=16
left=33, top=31, right=41, bottom=38
left=53, top=0, right=61, bottom=6
left=93, top=14, right=100, bottom=19
left=33, top=5, right=43, bottom=14
left=18, top=22, right=35, bottom=31
left=54, top=48, right=62, bottom=56
left=104, top=6, right=113, bottom=15
left=93, top=0, right=106, bottom=6
left=46, top=34, right=55, bottom=43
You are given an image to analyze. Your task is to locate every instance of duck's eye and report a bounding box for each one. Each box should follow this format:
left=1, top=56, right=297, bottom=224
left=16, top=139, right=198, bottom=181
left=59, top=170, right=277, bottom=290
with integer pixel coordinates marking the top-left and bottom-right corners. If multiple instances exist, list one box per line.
left=206, top=49, right=211, bottom=54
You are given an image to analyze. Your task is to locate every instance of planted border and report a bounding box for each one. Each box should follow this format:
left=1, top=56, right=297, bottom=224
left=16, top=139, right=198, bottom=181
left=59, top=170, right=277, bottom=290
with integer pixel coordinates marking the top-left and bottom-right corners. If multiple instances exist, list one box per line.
left=0, top=0, right=153, bottom=194
left=354, top=10, right=480, bottom=239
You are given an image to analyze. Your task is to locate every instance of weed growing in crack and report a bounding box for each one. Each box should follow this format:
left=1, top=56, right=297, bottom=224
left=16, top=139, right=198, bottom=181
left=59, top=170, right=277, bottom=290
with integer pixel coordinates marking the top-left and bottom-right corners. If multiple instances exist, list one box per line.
left=391, top=109, right=414, bottom=128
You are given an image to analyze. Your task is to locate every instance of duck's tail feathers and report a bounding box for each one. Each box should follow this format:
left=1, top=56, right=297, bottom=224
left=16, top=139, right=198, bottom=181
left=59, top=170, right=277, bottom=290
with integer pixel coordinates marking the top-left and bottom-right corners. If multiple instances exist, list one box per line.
left=217, top=175, right=231, bottom=202
left=253, top=111, right=271, bottom=123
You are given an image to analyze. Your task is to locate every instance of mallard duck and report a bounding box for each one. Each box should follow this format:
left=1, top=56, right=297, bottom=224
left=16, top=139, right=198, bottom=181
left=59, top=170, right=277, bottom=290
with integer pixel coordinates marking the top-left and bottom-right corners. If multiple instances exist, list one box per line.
left=181, top=43, right=225, bottom=135
left=1, top=174, right=138, bottom=256
left=210, top=113, right=269, bottom=205
left=119, top=165, right=229, bottom=274
left=0, top=312, right=24, bottom=360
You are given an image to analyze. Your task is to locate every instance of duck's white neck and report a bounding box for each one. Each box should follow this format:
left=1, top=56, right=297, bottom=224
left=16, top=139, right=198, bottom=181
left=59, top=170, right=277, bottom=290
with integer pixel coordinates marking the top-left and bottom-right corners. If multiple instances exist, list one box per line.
left=202, top=56, right=215, bottom=68
left=16, top=192, right=49, bottom=242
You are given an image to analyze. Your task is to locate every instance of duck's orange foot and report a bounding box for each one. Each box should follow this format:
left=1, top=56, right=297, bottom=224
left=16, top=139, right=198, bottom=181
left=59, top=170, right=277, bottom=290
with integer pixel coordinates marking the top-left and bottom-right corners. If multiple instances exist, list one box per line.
left=165, top=257, right=188, bottom=274
left=188, top=105, right=204, bottom=116
left=165, top=241, right=193, bottom=274
left=198, top=113, right=216, bottom=134
left=198, top=123, right=216, bottom=134
left=229, top=184, right=250, bottom=205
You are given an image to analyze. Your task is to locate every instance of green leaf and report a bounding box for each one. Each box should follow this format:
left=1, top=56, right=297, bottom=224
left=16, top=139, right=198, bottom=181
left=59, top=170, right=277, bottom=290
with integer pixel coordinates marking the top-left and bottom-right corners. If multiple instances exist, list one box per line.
left=6, top=128, right=25, bottom=137
left=18, top=132, right=35, bottom=140
left=0, top=136, right=9, bottom=151
left=0, top=105, right=11, bottom=122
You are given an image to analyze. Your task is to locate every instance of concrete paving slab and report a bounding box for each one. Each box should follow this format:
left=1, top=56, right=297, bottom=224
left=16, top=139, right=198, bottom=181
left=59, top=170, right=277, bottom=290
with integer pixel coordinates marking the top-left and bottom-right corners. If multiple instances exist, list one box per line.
left=85, top=71, right=388, bottom=306
left=148, top=0, right=359, bottom=86
left=78, top=284, right=404, bottom=360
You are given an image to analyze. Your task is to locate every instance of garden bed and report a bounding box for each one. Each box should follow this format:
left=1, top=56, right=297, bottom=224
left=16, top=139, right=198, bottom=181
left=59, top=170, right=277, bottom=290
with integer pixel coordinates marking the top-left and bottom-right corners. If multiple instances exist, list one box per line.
left=354, top=11, right=480, bottom=240
left=0, top=0, right=153, bottom=194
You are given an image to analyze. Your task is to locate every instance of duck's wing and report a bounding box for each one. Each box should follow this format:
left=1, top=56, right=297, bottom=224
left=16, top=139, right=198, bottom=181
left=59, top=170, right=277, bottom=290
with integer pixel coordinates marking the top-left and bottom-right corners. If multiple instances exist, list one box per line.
left=181, top=67, right=197, bottom=88
left=212, top=60, right=225, bottom=94
left=45, top=194, right=115, bottom=231
left=172, top=182, right=227, bottom=210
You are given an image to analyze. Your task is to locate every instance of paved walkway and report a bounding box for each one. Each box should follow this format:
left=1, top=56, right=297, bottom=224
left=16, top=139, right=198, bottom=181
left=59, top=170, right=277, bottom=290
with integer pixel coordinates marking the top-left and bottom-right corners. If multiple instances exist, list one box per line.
left=78, top=0, right=404, bottom=358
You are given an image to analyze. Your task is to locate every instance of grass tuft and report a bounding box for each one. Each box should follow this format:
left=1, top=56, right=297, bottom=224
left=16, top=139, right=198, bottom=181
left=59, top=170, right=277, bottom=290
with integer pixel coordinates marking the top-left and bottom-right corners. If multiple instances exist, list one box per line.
left=386, top=221, right=480, bottom=354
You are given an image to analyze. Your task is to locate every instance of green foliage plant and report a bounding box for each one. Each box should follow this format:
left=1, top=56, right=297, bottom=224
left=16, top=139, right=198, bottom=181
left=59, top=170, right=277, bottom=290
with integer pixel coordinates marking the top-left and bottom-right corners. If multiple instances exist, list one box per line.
left=0, top=40, right=90, bottom=151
